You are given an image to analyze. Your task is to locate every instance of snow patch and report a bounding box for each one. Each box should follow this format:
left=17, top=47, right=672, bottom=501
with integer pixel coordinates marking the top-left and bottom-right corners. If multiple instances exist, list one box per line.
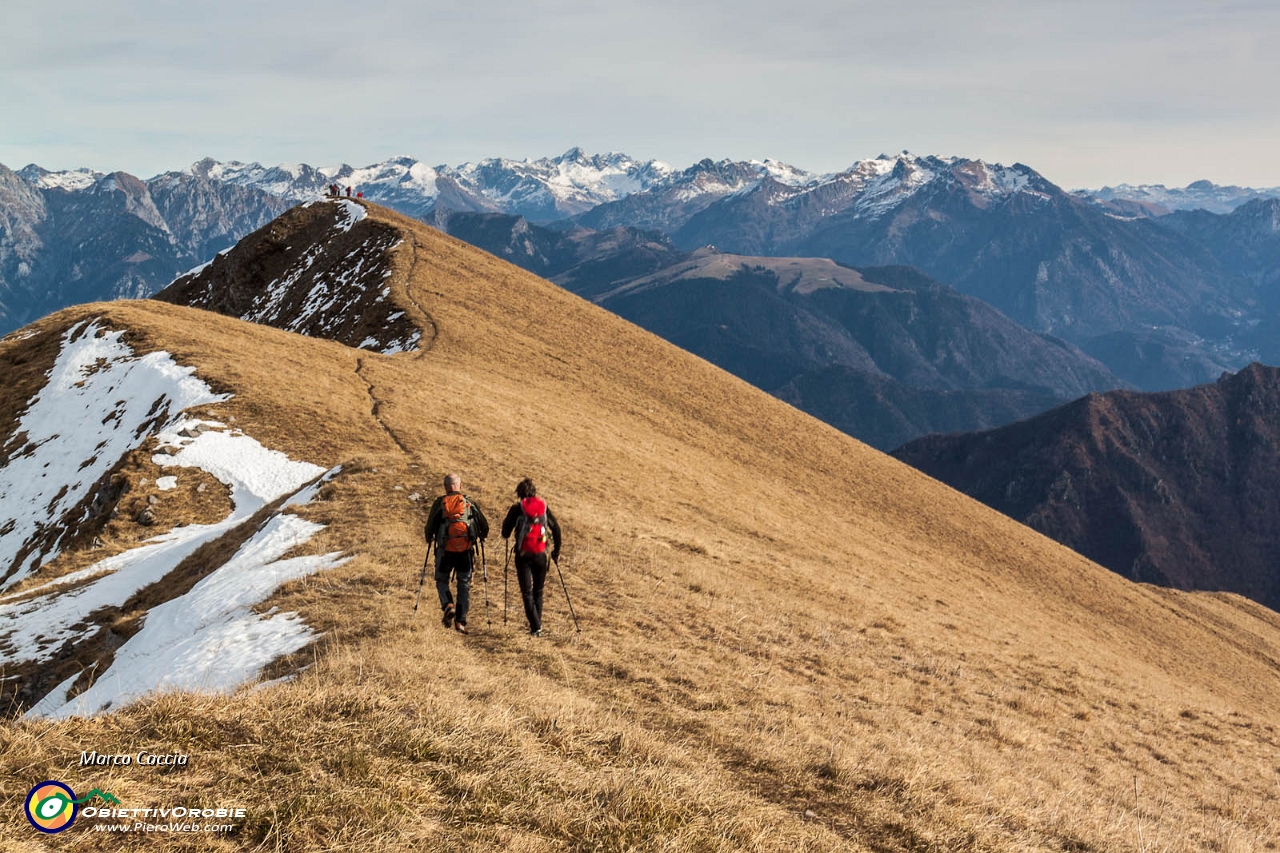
left=0, top=439, right=328, bottom=673
left=335, top=199, right=366, bottom=233
left=8, top=460, right=345, bottom=718
left=36, top=512, right=347, bottom=719
left=1, top=329, right=40, bottom=344
left=169, top=247, right=232, bottom=289
left=24, top=672, right=81, bottom=717
left=282, top=465, right=342, bottom=508
left=0, top=323, right=226, bottom=589
left=379, top=330, right=422, bottom=355
left=153, top=420, right=323, bottom=515
left=0, top=324, right=347, bottom=717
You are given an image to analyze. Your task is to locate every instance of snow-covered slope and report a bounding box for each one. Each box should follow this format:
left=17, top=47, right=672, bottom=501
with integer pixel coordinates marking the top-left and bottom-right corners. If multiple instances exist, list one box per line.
left=0, top=320, right=346, bottom=717
left=0, top=322, right=226, bottom=588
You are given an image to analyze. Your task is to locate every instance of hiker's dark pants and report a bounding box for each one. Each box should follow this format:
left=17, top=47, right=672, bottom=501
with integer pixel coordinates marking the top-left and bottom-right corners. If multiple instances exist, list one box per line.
left=436, top=550, right=474, bottom=624
left=515, top=552, right=549, bottom=633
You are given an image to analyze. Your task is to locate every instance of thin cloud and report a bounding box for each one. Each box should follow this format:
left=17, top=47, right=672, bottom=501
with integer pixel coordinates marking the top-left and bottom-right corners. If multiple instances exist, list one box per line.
left=2, top=0, right=1279, bottom=186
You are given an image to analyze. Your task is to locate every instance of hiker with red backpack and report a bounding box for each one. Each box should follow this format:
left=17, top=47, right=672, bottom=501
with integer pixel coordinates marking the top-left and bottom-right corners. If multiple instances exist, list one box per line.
left=501, top=478, right=563, bottom=637
left=423, top=473, right=490, bottom=634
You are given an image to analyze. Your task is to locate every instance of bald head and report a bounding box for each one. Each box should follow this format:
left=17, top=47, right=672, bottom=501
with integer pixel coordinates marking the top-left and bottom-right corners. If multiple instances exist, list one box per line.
left=443, top=473, right=461, bottom=493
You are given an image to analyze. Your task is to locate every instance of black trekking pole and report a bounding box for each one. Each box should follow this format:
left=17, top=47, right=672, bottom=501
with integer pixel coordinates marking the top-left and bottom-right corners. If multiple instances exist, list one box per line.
left=413, top=541, right=433, bottom=613
left=503, top=538, right=510, bottom=626
left=480, top=540, right=491, bottom=628
left=552, top=555, right=581, bottom=633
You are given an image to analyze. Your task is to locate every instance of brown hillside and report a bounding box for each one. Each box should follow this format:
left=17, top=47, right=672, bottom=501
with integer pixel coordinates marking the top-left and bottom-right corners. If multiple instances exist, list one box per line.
left=1, top=202, right=1278, bottom=851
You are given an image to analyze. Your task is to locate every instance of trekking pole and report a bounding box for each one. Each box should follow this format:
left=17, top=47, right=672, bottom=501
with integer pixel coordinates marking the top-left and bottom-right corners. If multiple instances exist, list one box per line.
left=552, top=555, right=581, bottom=633
left=481, top=540, right=491, bottom=628
left=503, top=538, right=510, bottom=625
left=413, top=541, right=433, bottom=613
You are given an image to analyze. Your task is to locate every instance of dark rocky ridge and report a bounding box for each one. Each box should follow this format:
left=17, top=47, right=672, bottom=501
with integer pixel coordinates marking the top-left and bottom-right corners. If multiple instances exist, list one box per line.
left=893, top=363, right=1280, bottom=610
left=156, top=200, right=419, bottom=354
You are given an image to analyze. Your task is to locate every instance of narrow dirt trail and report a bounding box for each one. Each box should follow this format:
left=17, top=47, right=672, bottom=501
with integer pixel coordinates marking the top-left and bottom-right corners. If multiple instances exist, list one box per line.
left=351, top=225, right=439, bottom=462
left=354, top=355, right=414, bottom=458
left=401, top=233, right=440, bottom=360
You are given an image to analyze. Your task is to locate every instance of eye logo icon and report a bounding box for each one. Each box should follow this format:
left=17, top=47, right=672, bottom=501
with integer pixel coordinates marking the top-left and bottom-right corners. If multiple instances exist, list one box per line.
left=25, top=781, right=78, bottom=833
left=24, top=782, right=118, bottom=833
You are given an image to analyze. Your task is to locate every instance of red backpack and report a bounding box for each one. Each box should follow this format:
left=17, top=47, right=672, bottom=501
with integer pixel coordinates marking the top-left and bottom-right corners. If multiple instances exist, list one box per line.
left=514, top=497, right=549, bottom=556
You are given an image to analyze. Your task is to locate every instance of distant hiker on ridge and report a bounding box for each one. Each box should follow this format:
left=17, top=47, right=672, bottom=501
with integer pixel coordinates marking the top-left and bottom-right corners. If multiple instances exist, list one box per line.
left=501, top=478, right=562, bottom=637
left=424, top=473, right=490, bottom=634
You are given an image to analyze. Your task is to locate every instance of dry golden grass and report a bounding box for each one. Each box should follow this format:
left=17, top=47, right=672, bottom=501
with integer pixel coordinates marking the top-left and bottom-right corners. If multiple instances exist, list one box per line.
left=2, top=203, right=1279, bottom=850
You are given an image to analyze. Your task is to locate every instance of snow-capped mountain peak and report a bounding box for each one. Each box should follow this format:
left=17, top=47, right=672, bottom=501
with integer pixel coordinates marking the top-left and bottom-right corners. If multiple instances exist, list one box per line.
left=17, top=164, right=104, bottom=191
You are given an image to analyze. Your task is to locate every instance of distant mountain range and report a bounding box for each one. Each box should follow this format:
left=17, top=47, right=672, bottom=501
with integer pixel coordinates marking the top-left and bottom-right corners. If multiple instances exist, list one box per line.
left=894, top=363, right=1280, bottom=611
left=5, top=149, right=1280, bottom=445
left=185, top=148, right=680, bottom=222
left=1079, top=180, right=1280, bottom=216
left=0, top=163, right=287, bottom=333
left=184, top=149, right=1277, bottom=391
left=606, top=156, right=1249, bottom=349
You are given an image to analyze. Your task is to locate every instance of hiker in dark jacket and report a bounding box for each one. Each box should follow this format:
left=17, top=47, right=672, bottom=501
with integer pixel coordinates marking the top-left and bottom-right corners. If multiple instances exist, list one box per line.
left=501, top=478, right=562, bottom=636
left=424, top=473, right=490, bottom=634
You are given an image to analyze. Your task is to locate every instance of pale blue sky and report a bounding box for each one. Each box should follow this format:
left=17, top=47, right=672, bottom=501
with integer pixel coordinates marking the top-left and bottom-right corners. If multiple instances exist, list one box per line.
left=3, top=0, right=1279, bottom=188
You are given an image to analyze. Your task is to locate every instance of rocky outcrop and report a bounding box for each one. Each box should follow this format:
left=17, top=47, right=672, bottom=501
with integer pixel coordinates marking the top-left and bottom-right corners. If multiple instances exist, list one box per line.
left=156, top=200, right=420, bottom=354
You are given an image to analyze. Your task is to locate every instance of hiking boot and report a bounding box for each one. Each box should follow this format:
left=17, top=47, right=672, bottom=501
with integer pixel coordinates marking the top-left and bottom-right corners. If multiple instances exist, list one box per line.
left=530, top=629, right=543, bottom=637
left=442, top=603, right=455, bottom=629
left=454, top=622, right=468, bottom=635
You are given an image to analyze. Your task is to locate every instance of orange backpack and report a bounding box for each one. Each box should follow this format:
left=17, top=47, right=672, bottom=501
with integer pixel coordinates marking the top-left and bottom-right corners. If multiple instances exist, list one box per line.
left=439, top=494, right=476, bottom=553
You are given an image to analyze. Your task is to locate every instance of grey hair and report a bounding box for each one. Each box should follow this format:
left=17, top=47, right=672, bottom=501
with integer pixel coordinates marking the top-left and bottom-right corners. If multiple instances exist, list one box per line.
left=444, top=473, right=461, bottom=491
